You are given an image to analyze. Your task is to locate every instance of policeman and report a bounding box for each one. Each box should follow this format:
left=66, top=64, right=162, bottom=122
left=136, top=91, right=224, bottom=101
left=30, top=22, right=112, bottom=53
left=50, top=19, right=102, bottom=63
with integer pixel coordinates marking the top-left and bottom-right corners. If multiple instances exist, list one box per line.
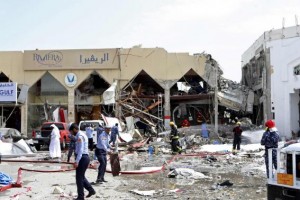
left=110, top=123, right=119, bottom=146
left=67, top=132, right=76, bottom=163
left=69, top=123, right=95, bottom=200
left=169, top=121, right=182, bottom=154
left=85, top=124, right=94, bottom=151
left=94, top=125, right=111, bottom=184
left=261, top=120, right=280, bottom=178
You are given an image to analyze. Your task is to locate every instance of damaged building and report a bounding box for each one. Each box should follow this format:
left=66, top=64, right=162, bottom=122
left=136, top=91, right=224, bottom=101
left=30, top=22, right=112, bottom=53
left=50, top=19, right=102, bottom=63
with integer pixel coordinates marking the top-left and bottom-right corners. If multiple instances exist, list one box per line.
left=0, top=47, right=252, bottom=137
left=242, top=25, right=300, bottom=138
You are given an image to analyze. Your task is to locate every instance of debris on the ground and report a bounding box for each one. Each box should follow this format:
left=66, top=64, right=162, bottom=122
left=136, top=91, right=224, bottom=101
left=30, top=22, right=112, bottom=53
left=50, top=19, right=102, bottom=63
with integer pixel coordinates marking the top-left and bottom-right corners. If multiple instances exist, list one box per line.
left=168, top=168, right=212, bottom=180
left=130, top=189, right=156, bottom=196
left=0, top=172, right=13, bottom=185
left=218, top=180, right=233, bottom=187
left=52, top=186, right=64, bottom=194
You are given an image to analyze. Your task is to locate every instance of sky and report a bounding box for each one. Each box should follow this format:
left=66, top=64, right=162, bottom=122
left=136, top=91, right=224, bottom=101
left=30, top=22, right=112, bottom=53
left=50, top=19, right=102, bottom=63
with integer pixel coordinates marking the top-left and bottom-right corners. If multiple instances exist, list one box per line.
left=1, top=0, right=300, bottom=82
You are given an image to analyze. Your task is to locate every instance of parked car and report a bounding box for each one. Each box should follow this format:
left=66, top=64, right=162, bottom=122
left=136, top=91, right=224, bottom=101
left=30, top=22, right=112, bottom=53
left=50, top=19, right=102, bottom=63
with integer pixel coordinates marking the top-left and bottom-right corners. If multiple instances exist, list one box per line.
left=78, top=120, right=105, bottom=145
left=32, top=122, right=70, bottom=150
left=0, top=128, right=27, bottom=142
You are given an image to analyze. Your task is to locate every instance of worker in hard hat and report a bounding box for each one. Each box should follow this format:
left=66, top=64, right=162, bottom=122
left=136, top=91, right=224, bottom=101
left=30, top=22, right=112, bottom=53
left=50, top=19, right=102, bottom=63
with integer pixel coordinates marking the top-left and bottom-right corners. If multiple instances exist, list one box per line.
left=232, top=121, right=243, bottom=154
left=261, top=120, right=280, bottom=178
left=169, top=121, right=182, bottom=154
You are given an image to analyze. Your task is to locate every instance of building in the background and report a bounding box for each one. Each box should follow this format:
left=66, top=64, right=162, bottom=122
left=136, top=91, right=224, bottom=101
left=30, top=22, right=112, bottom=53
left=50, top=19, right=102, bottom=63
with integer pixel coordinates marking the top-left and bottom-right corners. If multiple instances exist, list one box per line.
left=0, top=48, right=222, bottom=136
left=242, top=25, right=300, bottom=138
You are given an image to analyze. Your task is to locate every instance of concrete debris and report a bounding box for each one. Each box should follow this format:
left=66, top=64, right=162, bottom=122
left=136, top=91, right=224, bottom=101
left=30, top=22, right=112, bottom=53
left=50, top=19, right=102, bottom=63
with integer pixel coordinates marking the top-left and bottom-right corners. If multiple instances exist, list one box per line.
left=52, top=186, right=64, bottom=194
left=130, top=189, right=156, bottom=196
left=0, top=139, right=35, bottom=158
left=168, top=168, right=212, bottom=180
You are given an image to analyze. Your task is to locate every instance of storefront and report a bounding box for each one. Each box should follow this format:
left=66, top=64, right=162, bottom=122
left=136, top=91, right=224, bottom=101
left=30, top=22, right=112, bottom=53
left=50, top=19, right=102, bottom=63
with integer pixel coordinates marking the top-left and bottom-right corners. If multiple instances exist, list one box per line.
left=0, top=47, right=216, bottom=137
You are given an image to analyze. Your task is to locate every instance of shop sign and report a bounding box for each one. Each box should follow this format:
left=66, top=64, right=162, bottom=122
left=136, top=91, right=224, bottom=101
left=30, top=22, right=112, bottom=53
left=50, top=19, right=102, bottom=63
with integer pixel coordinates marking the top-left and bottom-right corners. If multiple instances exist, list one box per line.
left=24, top=49, right=119, bottom=70
left=33, top=51, right=63, bottom=66
left=0, top=82, right=17, bottom=102
left=65, top=73, right=77, bottom=87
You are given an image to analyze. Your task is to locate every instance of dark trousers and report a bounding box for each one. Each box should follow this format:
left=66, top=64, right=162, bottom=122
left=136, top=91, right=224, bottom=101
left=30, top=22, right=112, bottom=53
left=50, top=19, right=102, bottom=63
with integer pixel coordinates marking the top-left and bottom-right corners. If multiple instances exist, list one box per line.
left=171, top=139, right=181, bottom=153
left=76, top=154, right=94, bottom=199
left=95, top=149, right=107, bottom=181
left=265, top=149, right=277, bottom=178
left=67, top=147, right=76, bottom=162
left=110, top=136, right=116, bottom=145
left=233, top=136, right=241, bottom=150
left=88, top=138, right=94, bottom=151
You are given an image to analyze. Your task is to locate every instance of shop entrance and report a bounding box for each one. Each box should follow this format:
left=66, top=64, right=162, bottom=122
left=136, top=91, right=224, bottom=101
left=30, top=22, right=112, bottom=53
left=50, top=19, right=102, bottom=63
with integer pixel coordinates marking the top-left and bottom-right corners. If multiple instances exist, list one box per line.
left=74, top=71, right=110, bottom=122
left=27, top=72, right=68, bottom=133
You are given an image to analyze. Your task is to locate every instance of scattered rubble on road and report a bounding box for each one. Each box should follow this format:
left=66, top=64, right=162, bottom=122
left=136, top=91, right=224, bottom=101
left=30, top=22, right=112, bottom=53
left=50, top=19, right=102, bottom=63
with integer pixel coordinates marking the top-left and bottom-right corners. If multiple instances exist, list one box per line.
left=0, top=120, right=276, bottom=199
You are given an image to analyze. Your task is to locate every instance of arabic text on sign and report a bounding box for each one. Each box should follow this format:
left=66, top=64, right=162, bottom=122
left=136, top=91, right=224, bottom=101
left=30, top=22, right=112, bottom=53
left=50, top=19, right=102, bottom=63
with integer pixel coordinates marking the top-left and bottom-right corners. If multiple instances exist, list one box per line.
left=80, top=53, right=109, bottom=64
left=0, top=83, right=13, bottom=87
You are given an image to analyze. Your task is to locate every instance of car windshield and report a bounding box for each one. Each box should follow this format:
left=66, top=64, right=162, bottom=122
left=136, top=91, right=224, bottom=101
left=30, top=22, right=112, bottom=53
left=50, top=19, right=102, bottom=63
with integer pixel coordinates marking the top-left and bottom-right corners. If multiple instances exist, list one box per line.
left=80, top=122, right=101, bottom=131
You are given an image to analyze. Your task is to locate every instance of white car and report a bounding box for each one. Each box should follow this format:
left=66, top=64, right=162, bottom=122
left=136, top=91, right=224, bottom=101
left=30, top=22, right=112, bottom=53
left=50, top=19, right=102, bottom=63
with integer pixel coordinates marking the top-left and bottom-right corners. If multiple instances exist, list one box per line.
left=78, top=120, right=105, bottom=145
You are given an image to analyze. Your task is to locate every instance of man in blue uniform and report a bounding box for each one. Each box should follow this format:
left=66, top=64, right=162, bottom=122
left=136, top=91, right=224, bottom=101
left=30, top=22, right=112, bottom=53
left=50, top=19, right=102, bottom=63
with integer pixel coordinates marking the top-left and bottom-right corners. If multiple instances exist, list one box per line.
left=67, top=132, right=77, bottom=163
left=261, top=120, right=280, bottom=178
left=85, top=124, right=94, bottom=151
left=110, top=123, right=119, bottom=146
left=94, top=126, right=111, bottom=184
left=69, top=123, right=95, bottom=200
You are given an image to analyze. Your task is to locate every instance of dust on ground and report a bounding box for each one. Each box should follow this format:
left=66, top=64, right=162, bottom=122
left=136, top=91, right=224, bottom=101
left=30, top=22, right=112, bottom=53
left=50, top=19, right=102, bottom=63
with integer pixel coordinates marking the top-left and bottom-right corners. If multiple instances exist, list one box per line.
left=1, top=151, right=267, bottom=200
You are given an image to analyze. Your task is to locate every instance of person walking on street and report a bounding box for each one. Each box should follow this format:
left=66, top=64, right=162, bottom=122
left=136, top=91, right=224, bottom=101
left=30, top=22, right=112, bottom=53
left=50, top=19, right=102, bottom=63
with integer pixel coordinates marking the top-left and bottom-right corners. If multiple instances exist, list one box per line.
left=49, top=124, right=61, bottom=159
left=110, top=123, right=119, bottom=146
left=261, top=120, right=280, bottom=178
left=94, top=126, right=112, bottom=184
left=232, top=122, right=243, bottom=154
left=67, top=132, right=77, bottom=162
left=69, top=123, right=95, bottom=200
left=169, top=121, right=182, bottom=154
left=85, top=124, right=94, bottom=151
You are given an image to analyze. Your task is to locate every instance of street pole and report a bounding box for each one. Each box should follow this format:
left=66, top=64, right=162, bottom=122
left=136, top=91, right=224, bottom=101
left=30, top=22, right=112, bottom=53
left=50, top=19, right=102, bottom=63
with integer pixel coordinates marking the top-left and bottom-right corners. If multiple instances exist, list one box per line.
left=214, top=67, right=218, bottom=136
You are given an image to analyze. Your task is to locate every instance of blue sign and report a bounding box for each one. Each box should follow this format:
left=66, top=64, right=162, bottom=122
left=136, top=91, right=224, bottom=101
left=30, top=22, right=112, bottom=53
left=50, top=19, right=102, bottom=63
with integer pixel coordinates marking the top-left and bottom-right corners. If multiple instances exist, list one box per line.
left=64, top=73, right=77, bottom=87
left=0, top=82, right=17, bottom=102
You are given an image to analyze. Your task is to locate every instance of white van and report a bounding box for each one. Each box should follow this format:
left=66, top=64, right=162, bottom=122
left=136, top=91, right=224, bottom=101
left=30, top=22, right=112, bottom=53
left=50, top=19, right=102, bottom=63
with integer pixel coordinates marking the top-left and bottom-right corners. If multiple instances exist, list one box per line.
left=78, top=120, right=105, bottom=145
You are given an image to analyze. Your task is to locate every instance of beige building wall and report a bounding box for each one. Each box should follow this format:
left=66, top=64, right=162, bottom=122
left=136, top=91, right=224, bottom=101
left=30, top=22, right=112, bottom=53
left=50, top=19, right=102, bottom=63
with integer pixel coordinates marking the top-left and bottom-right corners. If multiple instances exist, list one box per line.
left=1, top=48, right=209, bottom=136
left=118, top=48, right=207, bottom=88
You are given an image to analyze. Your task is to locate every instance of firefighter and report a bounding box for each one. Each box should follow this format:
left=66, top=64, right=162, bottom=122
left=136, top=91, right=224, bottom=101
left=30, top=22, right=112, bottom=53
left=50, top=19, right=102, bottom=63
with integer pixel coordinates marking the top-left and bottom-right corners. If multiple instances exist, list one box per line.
left=232, top=122, right=243, bottom=154
left=181, top=119, right=190, bottom=127
left=169, top=121, right=182, bottom=154
left=261, top=120, right=280, bottom=178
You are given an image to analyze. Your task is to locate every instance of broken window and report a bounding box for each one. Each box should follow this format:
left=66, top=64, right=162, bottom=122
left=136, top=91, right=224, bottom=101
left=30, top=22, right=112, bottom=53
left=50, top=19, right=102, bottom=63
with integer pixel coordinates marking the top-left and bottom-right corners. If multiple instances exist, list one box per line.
left=27, top=72, right=68, bottom=132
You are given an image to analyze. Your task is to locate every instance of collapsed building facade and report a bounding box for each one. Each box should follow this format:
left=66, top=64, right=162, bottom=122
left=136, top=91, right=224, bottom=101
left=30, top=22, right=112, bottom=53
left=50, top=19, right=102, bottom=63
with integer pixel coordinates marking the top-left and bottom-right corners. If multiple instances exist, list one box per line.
left=242, top=25, right=300, bottom=138
left=0, top=47, right=252, bottom=137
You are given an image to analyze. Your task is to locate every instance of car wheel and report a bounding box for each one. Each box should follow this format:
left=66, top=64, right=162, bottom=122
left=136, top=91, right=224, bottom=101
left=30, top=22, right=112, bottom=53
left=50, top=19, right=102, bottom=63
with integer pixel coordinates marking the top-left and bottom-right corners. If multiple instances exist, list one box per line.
left=35, top=144, right=41, bottom=151
left=61, top=138, right=66, bottom=150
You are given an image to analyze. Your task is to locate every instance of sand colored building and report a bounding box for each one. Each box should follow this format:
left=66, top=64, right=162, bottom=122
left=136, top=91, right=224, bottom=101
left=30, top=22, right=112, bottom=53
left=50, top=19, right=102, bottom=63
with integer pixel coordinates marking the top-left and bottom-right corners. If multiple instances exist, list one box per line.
left=0, top=47, right=218, bottom=136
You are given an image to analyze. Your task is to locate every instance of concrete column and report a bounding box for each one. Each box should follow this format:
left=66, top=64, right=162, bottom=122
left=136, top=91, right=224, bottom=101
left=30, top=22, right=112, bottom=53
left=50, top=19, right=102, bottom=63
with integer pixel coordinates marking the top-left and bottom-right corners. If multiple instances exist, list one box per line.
left=68, top=89, right=75, bottom=123
left=265, top=48, right=272, bottom=120
left=164, top=88, right=171, bottom=128
left=21, top=103, right=27, bottom=136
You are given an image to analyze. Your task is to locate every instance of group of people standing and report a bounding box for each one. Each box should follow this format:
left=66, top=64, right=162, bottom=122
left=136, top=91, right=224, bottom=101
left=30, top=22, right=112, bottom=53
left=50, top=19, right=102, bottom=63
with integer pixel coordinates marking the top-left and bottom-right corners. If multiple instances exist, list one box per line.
left=49, top=122, right=119, bottom=200
left=232, top=119, right=280, bottom=178
left=72, top=123, right=120, bottom=200
left=170, top=118, right=280, bottom=179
